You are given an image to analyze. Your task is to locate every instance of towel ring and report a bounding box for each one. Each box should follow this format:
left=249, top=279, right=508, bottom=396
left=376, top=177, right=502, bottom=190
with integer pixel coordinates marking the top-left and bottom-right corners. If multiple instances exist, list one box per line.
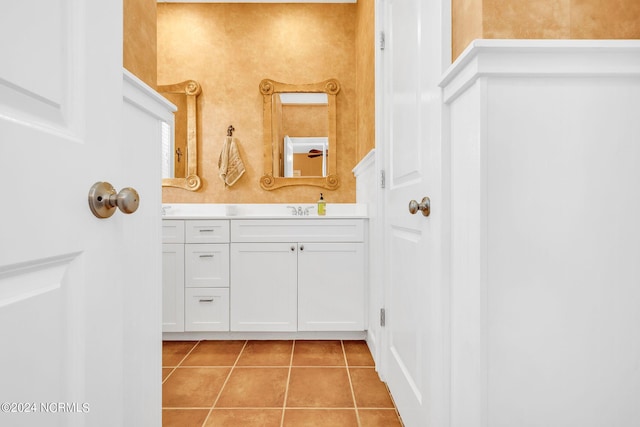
left=227, top=125, right=235, bottom=137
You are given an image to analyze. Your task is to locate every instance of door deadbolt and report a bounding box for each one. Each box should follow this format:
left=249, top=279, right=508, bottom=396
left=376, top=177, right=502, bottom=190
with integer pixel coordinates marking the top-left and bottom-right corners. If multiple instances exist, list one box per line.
left=88, top=181, right=140, bottom=219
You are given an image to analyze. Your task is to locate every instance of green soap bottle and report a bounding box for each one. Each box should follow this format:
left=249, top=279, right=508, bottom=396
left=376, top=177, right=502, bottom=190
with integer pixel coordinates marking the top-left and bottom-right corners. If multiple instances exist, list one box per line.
left=317, top=193, right=326, bottom=216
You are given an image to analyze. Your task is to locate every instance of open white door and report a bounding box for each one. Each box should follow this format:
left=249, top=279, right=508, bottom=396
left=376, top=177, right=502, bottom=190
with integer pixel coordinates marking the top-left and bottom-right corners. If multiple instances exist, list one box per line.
left=380, top=0, right=450, bottom=426
left=0, top=1, right=163, bottom=426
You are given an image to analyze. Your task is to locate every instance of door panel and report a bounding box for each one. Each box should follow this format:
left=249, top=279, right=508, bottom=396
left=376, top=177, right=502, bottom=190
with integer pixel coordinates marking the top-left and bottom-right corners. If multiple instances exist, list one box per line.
left=381, top=0, right=449, bottom=426
left=0, top=1, right=161, bottom=425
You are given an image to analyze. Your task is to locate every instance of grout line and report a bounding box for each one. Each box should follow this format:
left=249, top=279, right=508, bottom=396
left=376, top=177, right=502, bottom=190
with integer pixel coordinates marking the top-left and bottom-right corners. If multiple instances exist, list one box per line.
left=162, top=340, right=201, bottom=385
left=280, top=340, right=296, bottom=427
left=162, top=406, right=212, bottom=410
left=342, top=340, right=362, bottom=427
left=200, top=340, right=248, bottom=427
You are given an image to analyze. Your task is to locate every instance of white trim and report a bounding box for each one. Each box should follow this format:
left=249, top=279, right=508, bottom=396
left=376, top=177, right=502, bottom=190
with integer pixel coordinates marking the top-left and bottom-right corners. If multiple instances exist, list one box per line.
left=352, top=148, right=376, bottom=177
left=123, top=69, right=176, bottom=118
left=163, top=331, right=367, bottom=340
left=440, top=39, right=640, bottom=104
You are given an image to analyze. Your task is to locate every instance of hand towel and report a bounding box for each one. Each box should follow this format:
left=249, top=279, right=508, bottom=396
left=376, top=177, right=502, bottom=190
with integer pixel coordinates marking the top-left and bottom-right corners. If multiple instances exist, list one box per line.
left=218, top=136, right=246, bottom=187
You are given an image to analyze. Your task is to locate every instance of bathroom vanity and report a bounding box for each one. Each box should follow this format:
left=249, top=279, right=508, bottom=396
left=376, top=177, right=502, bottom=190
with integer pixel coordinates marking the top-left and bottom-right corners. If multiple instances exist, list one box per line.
left=162, top=204, right=367, bottom=339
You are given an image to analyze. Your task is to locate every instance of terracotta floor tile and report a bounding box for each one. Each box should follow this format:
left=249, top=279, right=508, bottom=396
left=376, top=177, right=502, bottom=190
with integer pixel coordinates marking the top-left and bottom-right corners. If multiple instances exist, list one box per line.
left=283, top=409, right=359, bottom=427
left=216, top=367, right=288, bottom=408
left=292, top=340, right=345, bottom=366
left=163, top=341, right=198, bottom=366
left=162, top=367, right=230, bottom=408
left=287, top=367, right=354, bottom=408
left=162, top=408, right=209, bottom=427
left=181, top=340, right=246, bottom=366
left=204, top=409, right=282, bottom=427
left=343, top=340, right=375, bottom=367
left=349, top=368, right=395, bottom=408
left=358, top=409, right=404, bottom=426
left=236, top=340, right=293, bottom=366
left=162, top=368, right=174, bottom=382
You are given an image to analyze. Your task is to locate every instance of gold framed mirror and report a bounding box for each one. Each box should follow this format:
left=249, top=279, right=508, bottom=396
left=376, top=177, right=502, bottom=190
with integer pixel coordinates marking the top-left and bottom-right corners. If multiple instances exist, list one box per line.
left=159, top=80, right=202, bottom=191
left=259, top=78, right=340, bottom=190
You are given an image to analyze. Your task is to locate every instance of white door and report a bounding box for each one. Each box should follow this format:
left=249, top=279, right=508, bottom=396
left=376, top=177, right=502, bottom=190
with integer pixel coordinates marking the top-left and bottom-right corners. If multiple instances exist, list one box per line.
left=0, top=2, right=161, bottom=426
left=380, top=0, right=449, bottom=426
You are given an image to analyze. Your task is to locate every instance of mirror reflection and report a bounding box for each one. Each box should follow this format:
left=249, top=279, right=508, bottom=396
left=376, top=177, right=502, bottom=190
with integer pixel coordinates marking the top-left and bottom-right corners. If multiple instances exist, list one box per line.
left=260, top=79, right=340, bottom=191
left=159, top=80, right=202, bottom=191
left=275, top=93, right=329, bottom=178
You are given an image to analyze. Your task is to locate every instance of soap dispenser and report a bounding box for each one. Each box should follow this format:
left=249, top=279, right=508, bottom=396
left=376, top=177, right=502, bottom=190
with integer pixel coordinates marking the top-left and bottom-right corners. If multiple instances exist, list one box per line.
left=317, top=193, right=326, bottom=216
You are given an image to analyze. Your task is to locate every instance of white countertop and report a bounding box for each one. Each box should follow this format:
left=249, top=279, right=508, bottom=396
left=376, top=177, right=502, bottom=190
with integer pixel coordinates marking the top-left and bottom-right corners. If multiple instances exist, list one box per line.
left=162, top=203, right=368, bottom=220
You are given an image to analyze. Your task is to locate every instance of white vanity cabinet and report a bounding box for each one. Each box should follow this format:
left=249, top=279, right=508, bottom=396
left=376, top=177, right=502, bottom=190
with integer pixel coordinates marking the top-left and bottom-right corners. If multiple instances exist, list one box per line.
left=163, top=216, right=367, bottom=337
left=229, top=219, right=365, bottom=332
left=162, top=219, right=230, bottom=332
left=162, top=221, right=185, bottom=332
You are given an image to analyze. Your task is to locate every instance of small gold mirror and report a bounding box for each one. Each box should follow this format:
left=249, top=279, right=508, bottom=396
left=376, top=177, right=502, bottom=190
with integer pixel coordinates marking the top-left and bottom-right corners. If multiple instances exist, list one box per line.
left=260, top=78, right=340, bottom=190
left=159, top=80, right=202, bottom=191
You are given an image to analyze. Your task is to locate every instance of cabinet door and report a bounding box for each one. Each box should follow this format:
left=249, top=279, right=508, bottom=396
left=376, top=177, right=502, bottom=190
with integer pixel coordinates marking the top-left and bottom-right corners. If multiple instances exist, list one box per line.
left=162, top=244, right=185, bottom=332
left=185, top=244, right=230, bottom=288
left=185, top=288, right=229, bottom=332
left=230, top=243, right=298, bottom=331
left=298, top=242, right=365, bottom=331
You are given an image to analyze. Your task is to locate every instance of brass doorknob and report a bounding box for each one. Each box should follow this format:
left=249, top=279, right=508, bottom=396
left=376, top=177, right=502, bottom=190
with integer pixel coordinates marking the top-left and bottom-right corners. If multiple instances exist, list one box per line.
left=408, top=197, right=430, bottom=216
left=88, top=182, right=140, bottom=218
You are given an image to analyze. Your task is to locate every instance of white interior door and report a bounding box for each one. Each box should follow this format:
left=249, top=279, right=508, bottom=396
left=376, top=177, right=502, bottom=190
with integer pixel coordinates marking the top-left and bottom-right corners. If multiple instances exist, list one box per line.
left=0, top=2, right=161, bottom=426
left=380, top=0, right=449, bottom=426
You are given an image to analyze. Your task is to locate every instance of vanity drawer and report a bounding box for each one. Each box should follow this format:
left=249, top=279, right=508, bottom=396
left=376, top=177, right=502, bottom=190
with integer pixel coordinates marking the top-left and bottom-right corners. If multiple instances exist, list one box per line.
left=162, top=220, right=185, bottom=244
left=185, top=288, right=229, bottom=332
left=185, top=220, right=230, bottom=244
left=230, top=219, right=364, bottom=243
left=185, top=244, right=230, bottom=288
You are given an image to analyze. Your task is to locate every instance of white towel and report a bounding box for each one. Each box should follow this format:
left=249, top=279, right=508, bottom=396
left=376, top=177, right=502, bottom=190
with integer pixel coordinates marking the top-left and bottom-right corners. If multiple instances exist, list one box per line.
left=218, top=136, right=246, bottom=187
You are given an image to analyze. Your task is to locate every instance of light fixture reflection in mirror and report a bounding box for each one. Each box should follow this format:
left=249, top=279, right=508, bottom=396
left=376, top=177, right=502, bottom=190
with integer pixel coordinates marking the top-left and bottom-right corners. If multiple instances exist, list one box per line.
left=159, top=80, right=202, bottom=191
left=260, top=79, right=340, bottom=191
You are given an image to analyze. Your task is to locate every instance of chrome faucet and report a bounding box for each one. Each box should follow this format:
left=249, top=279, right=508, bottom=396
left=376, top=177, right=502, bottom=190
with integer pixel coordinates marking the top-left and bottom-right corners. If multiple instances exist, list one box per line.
left=297, top=206, right=303, bottom=216
left=287, top=206, right=298, bottom=215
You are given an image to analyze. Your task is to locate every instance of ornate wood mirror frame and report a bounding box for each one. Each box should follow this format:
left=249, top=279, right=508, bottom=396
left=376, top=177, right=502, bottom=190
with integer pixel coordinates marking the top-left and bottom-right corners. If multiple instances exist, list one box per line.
left=259, top=78, right=340, bottom=191
left=159, top=80, right=202, bottom=191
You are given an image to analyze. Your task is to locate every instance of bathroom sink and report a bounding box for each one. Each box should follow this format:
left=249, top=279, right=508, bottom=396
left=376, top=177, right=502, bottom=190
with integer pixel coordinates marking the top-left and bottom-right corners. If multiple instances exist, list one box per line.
left=161, top=203, right=367, bottom=219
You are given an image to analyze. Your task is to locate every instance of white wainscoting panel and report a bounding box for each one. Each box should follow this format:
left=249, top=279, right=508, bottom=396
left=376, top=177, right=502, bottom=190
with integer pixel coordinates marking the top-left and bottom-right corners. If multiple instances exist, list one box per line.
left=441, top=40, right=640, bottom=427
left=353, top=150, right=380, bottom=364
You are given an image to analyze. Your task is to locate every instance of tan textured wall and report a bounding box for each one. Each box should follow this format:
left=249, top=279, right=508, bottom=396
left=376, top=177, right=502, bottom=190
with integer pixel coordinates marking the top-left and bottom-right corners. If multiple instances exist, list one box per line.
left=452, top=0, right=484, bottom=65
left=355, top=0, right=376, bottom=161
left=123, top=0, right=157, bottom=88
left=453, top=0, right=640, bottom=60
left=158, top=4, right=357, bottom=204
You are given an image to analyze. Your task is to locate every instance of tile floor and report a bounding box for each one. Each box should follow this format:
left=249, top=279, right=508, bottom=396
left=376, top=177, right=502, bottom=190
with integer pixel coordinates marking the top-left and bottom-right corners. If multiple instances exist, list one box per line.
left=162, top=340, right=403, bottom=427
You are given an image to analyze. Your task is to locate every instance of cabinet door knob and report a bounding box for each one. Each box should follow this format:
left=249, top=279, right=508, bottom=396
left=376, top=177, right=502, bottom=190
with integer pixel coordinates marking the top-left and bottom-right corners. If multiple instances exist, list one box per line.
left=299, top=244, right=304, bottom=251
left=290, top=246, right=296, bottom=251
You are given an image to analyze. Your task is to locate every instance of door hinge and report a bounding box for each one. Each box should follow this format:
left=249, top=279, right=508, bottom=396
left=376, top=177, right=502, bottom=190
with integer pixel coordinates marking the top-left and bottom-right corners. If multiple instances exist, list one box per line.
left=380, top=308, right=386, bottom=327
left=380, top=169, right=386, bottom=189
left=379, top=31, right=385, bottom=51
